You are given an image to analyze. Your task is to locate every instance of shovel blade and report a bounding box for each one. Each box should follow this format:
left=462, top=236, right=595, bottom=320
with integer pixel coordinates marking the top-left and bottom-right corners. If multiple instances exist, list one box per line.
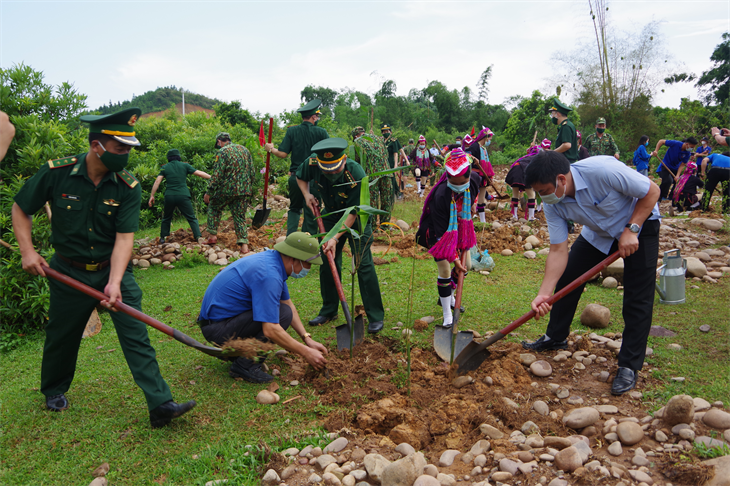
left=251, top=208, right=271, bottom=230
left=433, top=325, right=474, bottom=363
left=452, top=340, right=492, bottom=374
left=335, top=314, right=365, bottom=351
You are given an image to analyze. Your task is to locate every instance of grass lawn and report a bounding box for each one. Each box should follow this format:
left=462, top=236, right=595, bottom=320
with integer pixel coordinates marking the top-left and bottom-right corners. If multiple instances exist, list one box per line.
left=1, top=200, right=729, bottom=485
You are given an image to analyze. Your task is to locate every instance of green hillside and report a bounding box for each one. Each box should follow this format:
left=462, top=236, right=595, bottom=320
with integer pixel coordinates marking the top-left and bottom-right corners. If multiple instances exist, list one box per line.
left=95, top=86, right=222, bottom=115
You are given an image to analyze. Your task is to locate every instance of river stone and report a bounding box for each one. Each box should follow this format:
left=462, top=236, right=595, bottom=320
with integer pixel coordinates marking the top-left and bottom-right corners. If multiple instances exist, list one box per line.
left=547, top=480, right=568, bottom=486
left=308, top=474, right=323, bottom=484
left=363, top=454, right=390, bottom=483
left=413, top=475, right=440, bottom=486
left=499, top=458, right=520, bottom=475
left=438, top=450, right=460, bottom=467
left=519, top=353, right=537, bottom=365
left=617, top=421, right=644, bottom=445
left=491, top=471, right=513, bottom=482
left=686, top=257, right=708, bottom=277
left=604, top=258, right=624, bottom=280
left=595, top=405, right=618, bottom=414
left=316, top=455, right=338, bottom=470
left=262, top=469, right=280, bottom=485
left=524, top=251, right=537, bottom=259
left=470, top=439, right=490, bottom=455
left=694, top=397, right=712, bottom=412
left=395, top=443, right=416, bottom=457
left=543, top=437, right=573, bottom=450
left=436, top=473, right=455, bottom=486
left=526, top=235, right=542, bottom=246
left=381, top=452, right=426, bottom=486
left=530, top=360, right=553, bottom=377
left=395, top=220, right=410, bottom=231
left=703, top=455, right=730, bottom=486
left=655, top=430, right=668, bottom=442
left=501, top=249, right=513, bottom=256
left=533, top=400, right=549, bottom=416
left=602, top=276, right=618, bottom=288
left=522, top=421, right=540, bottom=434
left=680, top=428, right=696, bottom=441
left=649, top=325, right=677, bottom=337
left=703, top=219, right=724, bottom=231
left=324, top=437, right=349, bottom=453
left=538, top=248, right=550, bottom=255
left=423, top=464, right=439, bottom=477
left=607, top=441, right=623, bottom=456
left=89, top=479, right=108, bottom=486
left=452, top=376, right=473, bottom=389
left=554, top=446, right=583, bottom=472
left=137, top=259, right=151, bottom=268
left=256, top=390, right=280, bottom=404
left=664, top=395, right=695, bottom=426
left=580, top=304, right=611, bottom=329
left=703, top=408, right=730, bottom=430
left=555, top=386, right=570, bottom=399
left=563, top=407, right=600, bottom=429
left=480, top=424, right=504, bottom=439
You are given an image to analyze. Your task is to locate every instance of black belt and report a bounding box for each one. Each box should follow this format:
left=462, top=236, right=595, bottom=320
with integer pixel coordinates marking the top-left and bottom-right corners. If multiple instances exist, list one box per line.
left=57, top=254, right=110, bottom=271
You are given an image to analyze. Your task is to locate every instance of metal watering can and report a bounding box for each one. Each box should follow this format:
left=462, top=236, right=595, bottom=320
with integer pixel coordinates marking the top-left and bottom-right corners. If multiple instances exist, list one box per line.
left=655, top=249, right=687, bottom=305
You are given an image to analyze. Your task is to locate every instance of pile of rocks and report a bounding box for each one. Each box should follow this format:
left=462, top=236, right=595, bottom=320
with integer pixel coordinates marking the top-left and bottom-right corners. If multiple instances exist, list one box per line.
left=132, top=237, right=250, bottom=269
left=255, top=395, right=730, bottom=486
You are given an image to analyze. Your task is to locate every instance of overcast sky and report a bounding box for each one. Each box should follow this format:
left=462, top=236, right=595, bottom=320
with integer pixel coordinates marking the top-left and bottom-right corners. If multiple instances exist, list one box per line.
left=2, top=0, right=728, bottom=115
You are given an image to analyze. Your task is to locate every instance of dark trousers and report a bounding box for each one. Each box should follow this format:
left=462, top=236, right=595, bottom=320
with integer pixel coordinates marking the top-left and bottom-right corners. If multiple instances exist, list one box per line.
left=44, top=256, right=173, bottom=410
left=200, top=305, right=292, bottom=371
left=658, top=167, right=675, bottom=200
left=317, top=217, right=385, bottom=323
left=544, top=219, right=660, bottom=371
left=161, top=194, right=201, bottom=240
left=701, top=168, right=730, bottom=213
left=199, top=305, right=292, bottom=346
left=287, top=174, right=318, bottom=236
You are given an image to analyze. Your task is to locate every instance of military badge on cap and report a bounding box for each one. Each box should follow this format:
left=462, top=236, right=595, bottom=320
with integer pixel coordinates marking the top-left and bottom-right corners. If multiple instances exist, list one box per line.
left=311, top=138, right=349, bottom=173
left=549, top=98, right=572, bottom=116
left=297, top=99, right=322, bottom=118
left=80, top=107, right=142, bottom=146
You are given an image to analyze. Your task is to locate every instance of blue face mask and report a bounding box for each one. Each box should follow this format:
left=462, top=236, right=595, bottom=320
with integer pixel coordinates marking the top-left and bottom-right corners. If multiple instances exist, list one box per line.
left=645, top=142, right=649, bottom=147
left=290, top=261, right=309, bottom=279
left=485, top=140, right=491, bottom=147
left=542, top=177, right=566, bottom=205
left=447, top=181, right=469, bottom=193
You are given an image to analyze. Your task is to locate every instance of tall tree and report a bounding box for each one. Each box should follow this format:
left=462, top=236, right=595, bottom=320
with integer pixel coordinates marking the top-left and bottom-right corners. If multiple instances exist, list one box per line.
left=300, top=85, right=338, bottom=113
left=696, top=32, right=730, bottom=106
left=477, top=65, right=493, bottom=103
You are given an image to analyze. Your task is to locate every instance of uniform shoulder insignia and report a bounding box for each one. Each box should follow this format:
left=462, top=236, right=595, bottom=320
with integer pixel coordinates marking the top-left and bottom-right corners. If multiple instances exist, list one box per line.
left=345, top=170, right=358, bottom=188
left=309, top=156, right=318, bottom=166
left=118, top=169, right=139, bottom=189
left=47, top=156, right=78, bottom=169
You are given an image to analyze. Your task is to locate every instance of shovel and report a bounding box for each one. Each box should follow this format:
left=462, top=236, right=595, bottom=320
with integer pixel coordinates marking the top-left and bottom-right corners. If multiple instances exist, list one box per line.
left=44, top=267, right=241, bottom=360
left=434, top=250, right=474, bottom=363
left=252, top=117, right=274, bottom=230
left=310, top=204, right=364, bottom=351
left=453, top=250, right=621, bottom=375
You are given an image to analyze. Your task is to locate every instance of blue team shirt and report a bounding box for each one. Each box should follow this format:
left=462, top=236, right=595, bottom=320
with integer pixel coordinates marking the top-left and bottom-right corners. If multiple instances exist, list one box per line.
left=656, top=140, right=691, bottom=173
left=633, top=145, right=651, bottom=171
left=199, top=250, right=290, bottom=323
left=707, top=153, right=730, bottom=168
left=544, top=157, right=661, bottom=254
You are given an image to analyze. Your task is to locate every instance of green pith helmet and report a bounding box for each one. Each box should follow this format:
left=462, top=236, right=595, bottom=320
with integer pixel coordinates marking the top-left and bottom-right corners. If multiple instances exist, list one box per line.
left=311, top=138, right=349, bottom=173
left=298, top=99, right=322, bottom=118
left=214, top=132, right=231, bottom=148
left=549, top=98, right=572, bottom=116
left=80, top=108, right=142, bottom=146
left=274, top=232, right=323, bottom=265
left=596, top=117, right=606, bottom=125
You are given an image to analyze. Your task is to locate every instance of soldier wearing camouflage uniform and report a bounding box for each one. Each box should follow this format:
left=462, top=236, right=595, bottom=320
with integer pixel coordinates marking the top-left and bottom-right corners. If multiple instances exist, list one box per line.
left=204, top=132, right=255, bottom=253
left=350, top=126, right=393, bottom=228
left=381, top=124, right=407, bottom=199
left=583, top=117, right=620, bottom=159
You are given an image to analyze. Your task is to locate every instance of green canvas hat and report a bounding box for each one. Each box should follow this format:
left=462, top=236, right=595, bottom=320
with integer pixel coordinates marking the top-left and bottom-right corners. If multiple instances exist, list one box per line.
left=549, top=98, right=572, bottom=116
left=311, top=138, right=349, bottom=173
left=80, top=107, right=142, bottom=146
left=166, top=149, right=181, bottom=159
left=274, top=232, right=323, bottom=265
left=596, top=117, right=606, bottom=125
left=214, top=132, right=231, bottom=148
left=298, top=99, right=322, bottom=118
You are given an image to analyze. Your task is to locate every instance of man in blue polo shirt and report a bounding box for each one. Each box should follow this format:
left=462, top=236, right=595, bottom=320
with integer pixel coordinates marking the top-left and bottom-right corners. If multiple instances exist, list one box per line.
left=522, top=153, right=661, bottom=396
left=651, top=137, right=698, bottom=200
left=700, top=152, right=730, bottom=214
left=198, top=232, right=328, bottom=383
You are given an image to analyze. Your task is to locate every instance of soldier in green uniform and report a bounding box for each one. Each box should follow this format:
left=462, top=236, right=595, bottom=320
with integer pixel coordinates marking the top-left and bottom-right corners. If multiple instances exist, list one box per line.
left=350, top=126, right=393, bottom=228
left=204, top=132, right=255, bottom=253
left=148, top=149, right=211, bottom=243
left=296, top=138, right=385, bottom=333
left=11, top=108, right=195, bottom=427
left=548, top=99, right=578, bottom=164
left=265, top=99, right=329, bottom=235
left=583, top=117, right=620, bottom=159
left=381, top=124, right=408, bottom=199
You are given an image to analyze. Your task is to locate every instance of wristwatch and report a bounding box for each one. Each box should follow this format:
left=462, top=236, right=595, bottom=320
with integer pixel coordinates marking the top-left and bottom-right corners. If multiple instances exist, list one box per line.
left=301, top=332, right=312, bottom=340
left=625, top=223, right=640, bottom=233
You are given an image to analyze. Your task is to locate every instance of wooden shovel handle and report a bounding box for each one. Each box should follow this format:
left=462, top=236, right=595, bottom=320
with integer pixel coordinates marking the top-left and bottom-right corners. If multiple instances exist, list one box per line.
left=310, top=204, right=348, bottom=304
left=262, top=117, right=273, bottom=206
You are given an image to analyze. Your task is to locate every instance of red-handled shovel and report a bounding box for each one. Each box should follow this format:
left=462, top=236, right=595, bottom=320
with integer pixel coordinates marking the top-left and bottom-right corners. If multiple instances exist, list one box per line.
left=252, top=117, right=274, bottom=230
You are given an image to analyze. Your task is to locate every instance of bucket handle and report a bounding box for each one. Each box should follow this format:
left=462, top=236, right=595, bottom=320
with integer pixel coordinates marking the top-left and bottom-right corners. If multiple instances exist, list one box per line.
left=664, top=248, right=681, bottom=258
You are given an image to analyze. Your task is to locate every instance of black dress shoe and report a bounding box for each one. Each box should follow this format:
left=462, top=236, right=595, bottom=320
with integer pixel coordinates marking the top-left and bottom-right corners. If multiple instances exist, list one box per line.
left=611, top=367, right=637, bottom=395
left=521, top=334, right=568, bottom=351
left=149, top=399, right=197, bottom=428
left=368, top=320, right=384, bottom=334
left=46, top=394, right=69, bottom=412
left=228, top=358, right=273, bottom=383
left=308, top=315, right=336, bottom=326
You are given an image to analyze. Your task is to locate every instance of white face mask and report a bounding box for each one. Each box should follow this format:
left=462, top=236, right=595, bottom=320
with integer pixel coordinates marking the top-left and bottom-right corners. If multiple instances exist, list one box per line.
left=418, top=144, right=426, bottom=149
left=542, top=177, right=566, bottom=205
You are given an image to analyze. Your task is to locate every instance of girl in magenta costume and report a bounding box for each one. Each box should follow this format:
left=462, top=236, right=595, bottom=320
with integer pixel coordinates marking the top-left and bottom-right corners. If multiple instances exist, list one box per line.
left=465, top=127, right=495, bottom=222
left=416, top=148, right=479, bottom=327
left=505, top=139, right=551, bottom=221
left=410, top=135, right=437, bottom=197
left=672, top=160, right=704, bottom=212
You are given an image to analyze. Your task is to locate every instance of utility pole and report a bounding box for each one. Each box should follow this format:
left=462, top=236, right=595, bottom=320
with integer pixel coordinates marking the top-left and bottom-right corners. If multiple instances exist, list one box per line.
left=181, top=87, right=186, bottom=116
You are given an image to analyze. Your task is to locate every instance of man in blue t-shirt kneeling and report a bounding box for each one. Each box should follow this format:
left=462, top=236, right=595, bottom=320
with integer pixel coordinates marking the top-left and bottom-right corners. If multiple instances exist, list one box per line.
left=198, top=232, right=328, bottom=383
